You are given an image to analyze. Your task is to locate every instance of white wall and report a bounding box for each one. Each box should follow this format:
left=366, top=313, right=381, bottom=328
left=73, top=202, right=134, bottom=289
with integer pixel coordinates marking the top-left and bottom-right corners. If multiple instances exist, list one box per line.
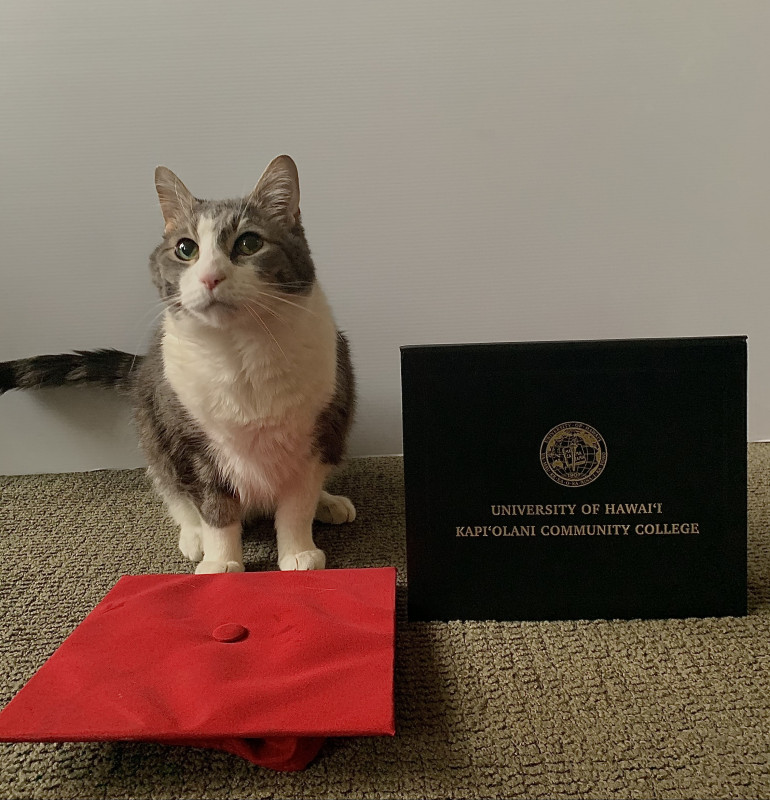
left=1, top=1, right=769, bottom=475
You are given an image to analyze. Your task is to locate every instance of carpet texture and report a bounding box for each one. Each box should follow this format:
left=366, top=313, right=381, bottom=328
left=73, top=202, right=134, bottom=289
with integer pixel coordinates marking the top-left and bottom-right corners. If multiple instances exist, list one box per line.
left=1, top=447, right=769, bottom=800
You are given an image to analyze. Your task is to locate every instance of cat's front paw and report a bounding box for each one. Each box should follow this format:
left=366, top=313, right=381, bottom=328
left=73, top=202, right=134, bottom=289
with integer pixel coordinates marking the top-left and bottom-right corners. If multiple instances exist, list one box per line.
left=278, top=549, right=326, bottom=571
left=314, top=492, right=356, bottom=524
left=178, top=526, right=203, bottom=562
left=195, top=560, right=245, bottom=574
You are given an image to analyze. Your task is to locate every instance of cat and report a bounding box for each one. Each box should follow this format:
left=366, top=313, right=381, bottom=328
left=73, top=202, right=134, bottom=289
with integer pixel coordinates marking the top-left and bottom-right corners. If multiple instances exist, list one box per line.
left=0, top=155, right=356, bottom=573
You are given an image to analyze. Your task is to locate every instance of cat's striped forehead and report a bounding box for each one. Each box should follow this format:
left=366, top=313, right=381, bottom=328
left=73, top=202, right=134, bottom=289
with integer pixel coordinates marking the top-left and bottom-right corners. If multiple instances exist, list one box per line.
left=179, top=198, right=270, bottom=250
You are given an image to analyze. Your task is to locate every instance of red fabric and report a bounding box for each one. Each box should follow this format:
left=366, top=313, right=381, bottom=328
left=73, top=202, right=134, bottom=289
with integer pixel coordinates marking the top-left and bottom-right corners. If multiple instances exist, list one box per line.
left=166, top=736, right=327, bottom=771
left=0, top=568, right=396, bottom=771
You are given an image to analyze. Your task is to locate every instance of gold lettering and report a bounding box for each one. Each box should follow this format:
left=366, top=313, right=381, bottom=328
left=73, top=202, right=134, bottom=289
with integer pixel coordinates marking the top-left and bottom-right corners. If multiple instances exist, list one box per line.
left=634, top=522, right=698, bottom=535
left=541, top=524, right=627, bottom=536
left=606, top=502, right=665, bottom=515
left=489, top=503, right=578, bottom=516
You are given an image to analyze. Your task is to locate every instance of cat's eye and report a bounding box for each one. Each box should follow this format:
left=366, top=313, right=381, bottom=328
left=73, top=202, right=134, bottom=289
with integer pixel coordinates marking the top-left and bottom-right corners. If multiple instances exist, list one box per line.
left=174, top=238, right=199, bottom=261
left=233, top=233, right=263, bottom=257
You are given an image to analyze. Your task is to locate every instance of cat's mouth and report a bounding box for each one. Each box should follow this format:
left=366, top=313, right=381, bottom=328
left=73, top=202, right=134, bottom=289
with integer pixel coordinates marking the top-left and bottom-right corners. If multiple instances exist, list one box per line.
left=197, top=298, right=236, bottom=311
left=181, top=297, right=239, bottom=324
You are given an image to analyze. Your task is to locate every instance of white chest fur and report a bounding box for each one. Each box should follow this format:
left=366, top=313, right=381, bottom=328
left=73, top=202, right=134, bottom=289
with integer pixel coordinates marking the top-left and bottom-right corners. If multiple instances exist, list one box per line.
left=162, top=285, right=338, bottom=505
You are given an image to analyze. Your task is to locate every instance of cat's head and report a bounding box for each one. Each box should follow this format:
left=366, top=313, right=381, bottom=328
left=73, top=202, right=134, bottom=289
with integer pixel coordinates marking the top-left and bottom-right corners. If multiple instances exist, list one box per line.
left=149, top=155, right=315, bottom=328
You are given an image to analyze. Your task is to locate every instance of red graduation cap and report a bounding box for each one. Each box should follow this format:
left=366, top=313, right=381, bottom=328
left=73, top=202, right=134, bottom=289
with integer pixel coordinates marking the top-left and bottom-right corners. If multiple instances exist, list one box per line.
left=0, top=568, right=396, bottom=771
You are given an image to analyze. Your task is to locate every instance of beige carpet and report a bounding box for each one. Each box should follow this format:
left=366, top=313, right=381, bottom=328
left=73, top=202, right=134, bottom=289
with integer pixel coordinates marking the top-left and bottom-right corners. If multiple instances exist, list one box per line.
left=1, top=447, right=769, bottom=800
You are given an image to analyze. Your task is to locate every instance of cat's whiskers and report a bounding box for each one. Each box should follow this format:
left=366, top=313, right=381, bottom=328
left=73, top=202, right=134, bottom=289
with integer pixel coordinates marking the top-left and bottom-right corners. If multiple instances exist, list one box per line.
left=242, top=304, right=289, bottom=363
left=270, top=280, right=314, bottom=290
left=149, top=302, right=176, bottom=327
left=129, top=350, right=144, bottom=378
left=256, top=290, right=320, bottom=318
left=145, top=294, right=182, bottom=329
left=135, top=303, right=164, bottom=330
left=162, top=292, right=182, bottom=309
left=127, top=308, right=160, bottom=377
left=244, top=299, right=288, bottom=326
left=139, top=294, right=178, bottom=322
left=126, top=298, right=179, bottom=374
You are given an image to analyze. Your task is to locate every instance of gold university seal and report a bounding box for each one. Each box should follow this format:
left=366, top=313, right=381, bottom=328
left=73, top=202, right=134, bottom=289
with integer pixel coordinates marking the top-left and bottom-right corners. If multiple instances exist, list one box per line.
left=540, top=422, right=608, bottom=487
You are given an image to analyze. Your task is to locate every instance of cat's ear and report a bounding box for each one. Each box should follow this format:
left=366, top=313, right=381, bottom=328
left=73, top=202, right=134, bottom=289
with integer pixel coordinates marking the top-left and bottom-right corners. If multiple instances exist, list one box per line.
left=154, top=167, right=196, bottom=233
left=250, top=155, right=300, bottom=226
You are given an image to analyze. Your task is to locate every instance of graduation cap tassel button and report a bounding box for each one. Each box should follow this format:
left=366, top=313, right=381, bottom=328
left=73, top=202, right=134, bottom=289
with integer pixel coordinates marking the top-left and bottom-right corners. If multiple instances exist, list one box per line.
left=212, top=623, right=248, bottom=642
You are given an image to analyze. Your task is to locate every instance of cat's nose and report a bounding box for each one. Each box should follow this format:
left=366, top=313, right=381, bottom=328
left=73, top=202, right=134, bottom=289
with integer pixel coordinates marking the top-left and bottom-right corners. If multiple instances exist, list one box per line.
left=200, top=274, right=225, bottom=292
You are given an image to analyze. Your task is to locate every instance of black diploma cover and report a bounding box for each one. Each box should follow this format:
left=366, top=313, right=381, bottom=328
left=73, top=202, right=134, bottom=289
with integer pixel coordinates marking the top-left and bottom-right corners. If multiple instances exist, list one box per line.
left=401, top=337, right=747, bottom=621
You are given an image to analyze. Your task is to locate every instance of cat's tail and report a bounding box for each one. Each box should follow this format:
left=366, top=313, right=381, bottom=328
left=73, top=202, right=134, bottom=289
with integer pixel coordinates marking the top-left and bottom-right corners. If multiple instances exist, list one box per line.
left=0, top=350, right=142, bottom=395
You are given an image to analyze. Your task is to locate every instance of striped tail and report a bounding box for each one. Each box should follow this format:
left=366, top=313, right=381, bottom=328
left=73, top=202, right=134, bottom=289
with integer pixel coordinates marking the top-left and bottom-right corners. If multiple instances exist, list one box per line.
left=0, top=350, right=142, bottom=395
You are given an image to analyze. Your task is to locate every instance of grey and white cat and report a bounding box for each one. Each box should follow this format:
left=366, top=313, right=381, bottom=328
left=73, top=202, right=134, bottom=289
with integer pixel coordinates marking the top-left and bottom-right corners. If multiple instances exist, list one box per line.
left=0, top=155, right=356, bottom=573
